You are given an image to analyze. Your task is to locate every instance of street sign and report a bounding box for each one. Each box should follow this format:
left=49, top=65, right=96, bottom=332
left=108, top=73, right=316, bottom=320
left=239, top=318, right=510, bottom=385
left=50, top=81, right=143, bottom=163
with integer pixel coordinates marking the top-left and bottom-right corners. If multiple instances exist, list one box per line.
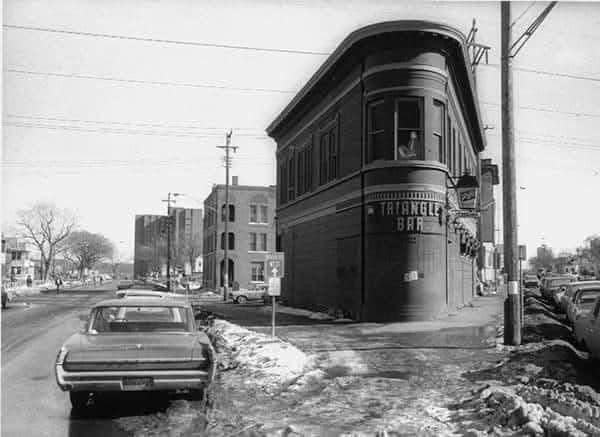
left=268, top=277, right=281, bottom=296
left=265, top=252, right=285, bottom=280
left=518, top=245, right=527, bottom=261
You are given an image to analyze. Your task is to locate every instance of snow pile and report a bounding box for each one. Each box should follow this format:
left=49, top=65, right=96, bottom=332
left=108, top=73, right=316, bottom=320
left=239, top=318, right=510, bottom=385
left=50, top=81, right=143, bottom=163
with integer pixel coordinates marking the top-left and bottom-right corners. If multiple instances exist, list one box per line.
left=458, top=382, right=600, bottom=436
left=208, top=319, right=313, bottom=389
left=260, top=304, right=335, bottom=320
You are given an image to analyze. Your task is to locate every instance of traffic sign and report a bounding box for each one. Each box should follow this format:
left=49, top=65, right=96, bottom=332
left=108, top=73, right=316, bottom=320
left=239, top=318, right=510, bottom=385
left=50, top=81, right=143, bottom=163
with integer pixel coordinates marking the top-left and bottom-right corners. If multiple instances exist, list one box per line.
left=268, top=277, right=281, bottom=296
left=265, top=252, right=285, bottom=280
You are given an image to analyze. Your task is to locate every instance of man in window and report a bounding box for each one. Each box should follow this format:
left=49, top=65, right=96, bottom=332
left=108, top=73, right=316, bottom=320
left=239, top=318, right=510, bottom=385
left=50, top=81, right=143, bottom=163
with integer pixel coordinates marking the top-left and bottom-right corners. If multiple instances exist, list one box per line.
left=397, top=130, right=419, bottom=159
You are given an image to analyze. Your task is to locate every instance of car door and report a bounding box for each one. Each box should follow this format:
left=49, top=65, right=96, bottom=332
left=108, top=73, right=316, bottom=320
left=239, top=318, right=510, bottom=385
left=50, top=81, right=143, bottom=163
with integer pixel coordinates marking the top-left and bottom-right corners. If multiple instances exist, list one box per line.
left=588, top=299, right=600, bottom=357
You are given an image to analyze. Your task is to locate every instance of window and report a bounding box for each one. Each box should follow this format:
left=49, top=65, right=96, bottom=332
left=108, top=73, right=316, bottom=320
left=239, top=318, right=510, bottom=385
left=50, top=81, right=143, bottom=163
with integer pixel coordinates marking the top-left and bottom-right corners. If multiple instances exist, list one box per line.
left=319, top=122, right=338, bottom=185
left=221, top=232, right=235, bottom=250
left=458, top=136, right=463, bottom=175
left=279, top=161, right=287, bottom=204
left=433, top=100, right=445, bottom=163
left=250, top=205, right=257, bottom=223
left=221, top=205, right=235, bottom=222
left=367, top=99, right=389, bottom=161
left=305, top=145, right=313, bottom=193
left=251, top=262, right=265, bottom=282
left=395, top=98, right=422, bottom=160
left=260, top=233, right=267, bottom=251
left=260, top=205, right=268, bottom=223
left=249, top=233, right=257, bottom=251
left=287, top=156, right=295, bottom=201
left=452, top=127, right=457, bottom=175
left=297, top=149, right=305, bottom=196
left=446, top=115, right=451, bottom=166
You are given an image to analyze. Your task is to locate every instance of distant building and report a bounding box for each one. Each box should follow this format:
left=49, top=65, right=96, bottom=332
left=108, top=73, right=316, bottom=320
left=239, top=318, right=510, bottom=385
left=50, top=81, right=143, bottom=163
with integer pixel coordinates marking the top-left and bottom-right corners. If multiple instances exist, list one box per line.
left=479, top=159, right=500, bottom=284
left=1, top=236, right=36, bottom=281
left=133, top=208, right=203, bottom=279
left=134, top=215, right=169, bottom=278
left=202, top=180, right=276, bottom=290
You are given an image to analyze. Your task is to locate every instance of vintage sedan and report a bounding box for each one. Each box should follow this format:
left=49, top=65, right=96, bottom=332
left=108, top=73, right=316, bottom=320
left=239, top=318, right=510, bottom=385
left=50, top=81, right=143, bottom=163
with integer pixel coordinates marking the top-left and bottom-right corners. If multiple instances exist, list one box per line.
left=566, top=286, right=600, bottom=325
left=55, top=297, right=215, bottom=410
left=574, top=296, right=600, bottom=360
left=559, top=281, right=600, bottom=313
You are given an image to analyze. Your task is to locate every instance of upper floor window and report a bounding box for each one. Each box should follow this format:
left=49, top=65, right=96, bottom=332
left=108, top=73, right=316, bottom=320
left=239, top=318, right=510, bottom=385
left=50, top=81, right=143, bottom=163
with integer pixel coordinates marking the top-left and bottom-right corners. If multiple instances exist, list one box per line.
left=395, top=98, right=422, bottom=160
left=220, top=232, right=235, bottom=250
left=250, top=204, right=268, bottom=224
left=319, top=122, right=338, bottom=185
left=287, top=156, right=295, bottom=202
left=366, top=96, right=423, bottom=163
left=433, top=100, right=445, bottom=164
left=221, top=204, right=235, bottom=222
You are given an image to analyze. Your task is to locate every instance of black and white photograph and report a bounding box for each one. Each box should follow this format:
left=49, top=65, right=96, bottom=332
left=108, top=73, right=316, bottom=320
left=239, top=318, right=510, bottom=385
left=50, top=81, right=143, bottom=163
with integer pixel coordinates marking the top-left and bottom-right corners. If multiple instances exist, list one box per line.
left=2, top=1, right=600, bottom=435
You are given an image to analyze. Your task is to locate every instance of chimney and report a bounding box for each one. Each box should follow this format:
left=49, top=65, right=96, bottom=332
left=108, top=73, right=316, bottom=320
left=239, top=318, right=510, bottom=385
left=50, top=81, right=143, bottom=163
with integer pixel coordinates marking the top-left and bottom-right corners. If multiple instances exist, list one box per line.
left=232, top=176, right=239, bottom=186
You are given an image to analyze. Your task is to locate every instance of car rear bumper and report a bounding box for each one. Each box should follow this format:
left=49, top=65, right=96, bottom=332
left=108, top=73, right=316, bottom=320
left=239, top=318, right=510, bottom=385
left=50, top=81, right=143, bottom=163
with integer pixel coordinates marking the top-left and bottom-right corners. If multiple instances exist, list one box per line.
left=56, top=364, right=210, bottom=392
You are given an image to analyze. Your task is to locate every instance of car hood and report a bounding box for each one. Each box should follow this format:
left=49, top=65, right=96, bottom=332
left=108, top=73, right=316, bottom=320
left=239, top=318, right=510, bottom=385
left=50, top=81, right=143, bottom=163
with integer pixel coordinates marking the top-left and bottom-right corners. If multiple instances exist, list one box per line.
left=63, top=332, right=205, bottom=362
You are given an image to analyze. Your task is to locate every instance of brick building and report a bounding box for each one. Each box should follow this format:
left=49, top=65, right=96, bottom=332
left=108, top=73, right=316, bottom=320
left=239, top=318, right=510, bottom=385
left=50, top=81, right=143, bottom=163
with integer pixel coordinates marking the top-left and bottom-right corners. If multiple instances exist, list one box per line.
left=202, top=181, right=276, bottom=290
left=267, top=21, right=492, bottom=321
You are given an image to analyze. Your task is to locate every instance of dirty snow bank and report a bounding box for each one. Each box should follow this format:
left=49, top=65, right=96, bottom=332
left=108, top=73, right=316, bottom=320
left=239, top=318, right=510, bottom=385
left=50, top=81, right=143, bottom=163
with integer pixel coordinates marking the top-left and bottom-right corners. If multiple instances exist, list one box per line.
left=209, top=319, right=313, bottom=388
left=452, top=289, right=600, bottom=436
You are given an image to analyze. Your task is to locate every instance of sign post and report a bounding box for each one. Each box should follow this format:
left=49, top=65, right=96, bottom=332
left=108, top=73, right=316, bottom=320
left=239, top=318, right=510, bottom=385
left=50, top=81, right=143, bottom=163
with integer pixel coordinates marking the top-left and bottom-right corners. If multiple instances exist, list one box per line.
left=265, top=252, right=285, bottom=338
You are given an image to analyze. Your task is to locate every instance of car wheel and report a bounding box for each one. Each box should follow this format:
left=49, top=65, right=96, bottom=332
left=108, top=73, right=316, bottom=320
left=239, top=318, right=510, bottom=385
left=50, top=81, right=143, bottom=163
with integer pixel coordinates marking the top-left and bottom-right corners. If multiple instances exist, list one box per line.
left=580, top=340, right=589, bottom=352
left=236, top=296, right=247, bottom=304
left=189, top=388, right=205, bottom=401
left=69, top=391, right=90, bottom=410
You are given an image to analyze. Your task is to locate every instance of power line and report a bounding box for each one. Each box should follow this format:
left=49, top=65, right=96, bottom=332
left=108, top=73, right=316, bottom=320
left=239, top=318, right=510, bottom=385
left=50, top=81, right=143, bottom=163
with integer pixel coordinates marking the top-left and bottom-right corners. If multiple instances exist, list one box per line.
left=3, top=24, right=330, bottom=56
left=4, top=114, right=264, bottom=132
left=481, top=63, right=600, bottom=83
left=5, top=68, right=295, bottom=94
left=3, top=121, right=272, bottom=140
left=511, top=2, right=538, bottom=28
left=481, top=101, right=600, bottom=119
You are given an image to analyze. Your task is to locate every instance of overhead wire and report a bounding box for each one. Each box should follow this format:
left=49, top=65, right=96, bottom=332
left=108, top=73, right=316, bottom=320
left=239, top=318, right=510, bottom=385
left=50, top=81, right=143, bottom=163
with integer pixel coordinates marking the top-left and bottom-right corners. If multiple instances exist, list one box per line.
left=4, top=68, right=295, bottom=94
left=2, top=24, right=331, bottom=56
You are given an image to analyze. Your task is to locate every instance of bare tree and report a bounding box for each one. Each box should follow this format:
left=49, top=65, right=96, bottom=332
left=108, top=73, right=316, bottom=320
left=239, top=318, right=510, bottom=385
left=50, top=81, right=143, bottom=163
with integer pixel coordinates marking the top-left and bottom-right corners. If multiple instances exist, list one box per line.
left=16, top=203, right=77, bottom=280
left=63, top=231, right=114, bottom=279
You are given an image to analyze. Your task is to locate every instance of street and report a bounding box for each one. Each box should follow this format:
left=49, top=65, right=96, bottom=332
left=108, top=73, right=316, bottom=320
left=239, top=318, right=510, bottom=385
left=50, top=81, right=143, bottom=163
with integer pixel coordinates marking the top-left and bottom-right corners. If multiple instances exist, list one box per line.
left=1, top=283, right=192, bottom=437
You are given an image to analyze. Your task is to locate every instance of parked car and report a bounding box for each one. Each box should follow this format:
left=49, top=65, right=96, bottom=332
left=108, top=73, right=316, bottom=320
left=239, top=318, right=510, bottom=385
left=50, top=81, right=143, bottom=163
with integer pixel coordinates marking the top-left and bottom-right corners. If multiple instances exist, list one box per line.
left=522, top=274, right=540, bottom=288
left=573, top=296, right=600, bottom=360
left=116, top=289, right=171, bottom=299
left=566, top=286, right=600, bottom=325
left=55, top=297, right=215, bottom=410
left=559, top=281, right=600, bottom=313
left=540, top=276, right=574, bottom=301
left=116, top=279, right=134, bottom=290
left=230, top=284, right=268, bottom=304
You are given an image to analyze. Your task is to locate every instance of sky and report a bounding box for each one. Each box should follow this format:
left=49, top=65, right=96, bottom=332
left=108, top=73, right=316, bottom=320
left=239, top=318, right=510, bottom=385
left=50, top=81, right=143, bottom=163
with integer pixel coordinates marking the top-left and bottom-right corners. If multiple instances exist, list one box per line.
left=2, top=0, right=600, bottom=262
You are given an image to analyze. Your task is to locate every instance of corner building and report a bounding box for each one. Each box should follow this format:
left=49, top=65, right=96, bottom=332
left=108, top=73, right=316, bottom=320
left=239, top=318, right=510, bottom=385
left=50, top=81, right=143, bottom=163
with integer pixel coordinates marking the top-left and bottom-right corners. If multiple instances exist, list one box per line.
left=267, top=21, right=488, bottom=322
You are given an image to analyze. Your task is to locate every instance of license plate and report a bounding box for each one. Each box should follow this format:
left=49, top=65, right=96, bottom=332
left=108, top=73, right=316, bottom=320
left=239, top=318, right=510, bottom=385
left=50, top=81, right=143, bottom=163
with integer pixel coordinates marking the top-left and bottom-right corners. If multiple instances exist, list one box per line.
left=122, top=377, right=153, bottom=390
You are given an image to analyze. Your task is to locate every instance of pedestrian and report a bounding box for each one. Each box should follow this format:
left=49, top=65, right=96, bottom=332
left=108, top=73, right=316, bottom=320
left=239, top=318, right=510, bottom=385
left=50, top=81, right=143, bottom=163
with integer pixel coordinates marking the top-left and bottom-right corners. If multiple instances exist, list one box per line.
left=99, top=276, right=103, bottom=285
left=55, top=276, right=61, bottom=294
left=26, top=275, right=32, bottom=288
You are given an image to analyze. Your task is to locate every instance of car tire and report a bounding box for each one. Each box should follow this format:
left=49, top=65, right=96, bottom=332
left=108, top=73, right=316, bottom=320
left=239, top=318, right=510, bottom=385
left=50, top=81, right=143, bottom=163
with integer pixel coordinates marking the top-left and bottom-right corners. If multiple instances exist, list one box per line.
left=189, top=388, right=205, bottom=401
left=236, top=296, right=247, bottom=304
left=69, top=391, right=90, bottom=410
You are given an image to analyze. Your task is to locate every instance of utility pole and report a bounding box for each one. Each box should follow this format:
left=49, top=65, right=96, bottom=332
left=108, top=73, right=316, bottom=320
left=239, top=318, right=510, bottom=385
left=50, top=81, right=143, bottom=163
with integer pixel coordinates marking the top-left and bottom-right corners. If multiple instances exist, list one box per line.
left=502, top=1, right=556, bottom=346
left=217, top=130, right=236, bottom=301
left=162, top=192, right=182, bottom=292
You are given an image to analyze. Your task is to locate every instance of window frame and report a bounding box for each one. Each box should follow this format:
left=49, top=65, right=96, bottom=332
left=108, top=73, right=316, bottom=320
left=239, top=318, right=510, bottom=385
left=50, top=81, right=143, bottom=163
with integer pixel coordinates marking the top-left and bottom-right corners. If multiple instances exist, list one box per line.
left=251, top=262, right=265, bottom=282
left=394, top=97, right=423, bottom=160
left=433, top=100, right=445, bottom=164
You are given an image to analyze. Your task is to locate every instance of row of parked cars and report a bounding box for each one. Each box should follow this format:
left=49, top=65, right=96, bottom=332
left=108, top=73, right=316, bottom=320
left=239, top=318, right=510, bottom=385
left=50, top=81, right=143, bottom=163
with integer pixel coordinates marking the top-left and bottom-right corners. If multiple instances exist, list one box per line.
left=538, top=274, right=600, bottom=360
left=55, top=287, right=215, bottom=410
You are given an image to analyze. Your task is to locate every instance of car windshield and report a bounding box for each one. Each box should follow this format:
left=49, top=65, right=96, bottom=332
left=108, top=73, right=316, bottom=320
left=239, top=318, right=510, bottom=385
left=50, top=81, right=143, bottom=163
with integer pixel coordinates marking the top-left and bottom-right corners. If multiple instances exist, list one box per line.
left=578, top=289, right=600, bottom=304
left=89, top=305, right=193, bottom=333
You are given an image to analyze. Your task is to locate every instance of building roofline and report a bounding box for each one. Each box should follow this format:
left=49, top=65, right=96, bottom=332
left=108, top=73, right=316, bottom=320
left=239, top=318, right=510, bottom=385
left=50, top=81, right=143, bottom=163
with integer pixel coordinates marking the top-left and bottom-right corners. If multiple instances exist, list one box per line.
left=266, top=20, right=486, bottom=151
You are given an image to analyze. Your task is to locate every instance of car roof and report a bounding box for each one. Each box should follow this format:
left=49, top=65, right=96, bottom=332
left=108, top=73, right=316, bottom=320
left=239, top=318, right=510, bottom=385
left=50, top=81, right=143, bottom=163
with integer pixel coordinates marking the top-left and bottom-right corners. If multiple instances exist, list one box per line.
left=94, top=297, right=191, bottom=308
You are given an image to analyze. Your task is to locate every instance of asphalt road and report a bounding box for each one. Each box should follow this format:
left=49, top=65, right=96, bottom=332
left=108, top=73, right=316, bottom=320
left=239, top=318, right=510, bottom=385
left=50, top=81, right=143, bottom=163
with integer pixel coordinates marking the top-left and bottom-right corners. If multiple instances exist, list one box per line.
left=1, top=283, right=173, bottom=437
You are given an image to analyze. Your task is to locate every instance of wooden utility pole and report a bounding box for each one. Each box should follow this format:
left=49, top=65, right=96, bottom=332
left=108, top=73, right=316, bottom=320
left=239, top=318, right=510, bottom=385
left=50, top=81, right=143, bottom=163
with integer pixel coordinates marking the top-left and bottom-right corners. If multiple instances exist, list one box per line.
left=501, top=1, right=521, bottom=345
left=217, top=131, right=236, bottom=301
left=162, top=192, right=182, bottom=292
left=502, top=1, right=556, bottom=345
